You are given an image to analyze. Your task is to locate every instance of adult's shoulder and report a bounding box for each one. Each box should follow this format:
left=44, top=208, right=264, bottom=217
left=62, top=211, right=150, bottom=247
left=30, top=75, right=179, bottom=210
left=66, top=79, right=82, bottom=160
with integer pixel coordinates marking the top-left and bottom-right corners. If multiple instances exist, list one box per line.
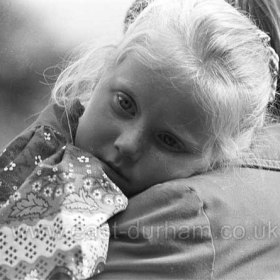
left=183, top=165, right=280, bottom=278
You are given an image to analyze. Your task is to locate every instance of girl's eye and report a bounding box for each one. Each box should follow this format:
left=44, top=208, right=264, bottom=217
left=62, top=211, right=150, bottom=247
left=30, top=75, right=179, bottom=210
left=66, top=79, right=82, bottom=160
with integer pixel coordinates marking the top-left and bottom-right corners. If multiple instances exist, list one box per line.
left=158, top=133, right=184, bottom=152
left=114, top=92, right=137, bottom=117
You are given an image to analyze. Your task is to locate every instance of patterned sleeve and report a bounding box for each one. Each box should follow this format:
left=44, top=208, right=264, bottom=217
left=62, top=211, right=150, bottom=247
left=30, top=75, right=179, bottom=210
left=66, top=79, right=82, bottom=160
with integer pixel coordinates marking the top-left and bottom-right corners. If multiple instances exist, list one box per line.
left=0, top=125, right=66, bottom=203
left=0, top=126, right=128, bottom=279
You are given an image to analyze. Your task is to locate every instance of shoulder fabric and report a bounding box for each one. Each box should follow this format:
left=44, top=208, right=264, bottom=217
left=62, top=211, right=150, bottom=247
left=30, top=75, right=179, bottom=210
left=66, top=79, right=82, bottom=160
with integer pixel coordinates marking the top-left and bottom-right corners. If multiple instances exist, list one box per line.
left=95, top=181, right=215, bottom=280
left=184, top=167, right=280, bottom=279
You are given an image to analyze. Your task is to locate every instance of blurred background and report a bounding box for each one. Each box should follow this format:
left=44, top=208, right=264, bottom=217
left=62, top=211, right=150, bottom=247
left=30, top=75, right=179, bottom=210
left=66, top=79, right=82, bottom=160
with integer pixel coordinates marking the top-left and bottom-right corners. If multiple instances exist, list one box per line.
left=0, top=0, right=133, bottom=149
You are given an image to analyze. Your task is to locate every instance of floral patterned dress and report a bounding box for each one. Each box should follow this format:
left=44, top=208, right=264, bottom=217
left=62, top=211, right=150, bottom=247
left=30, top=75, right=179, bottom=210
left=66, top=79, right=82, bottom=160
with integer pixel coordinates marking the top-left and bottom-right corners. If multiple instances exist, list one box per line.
left=0, top=101, right=128, bottom=280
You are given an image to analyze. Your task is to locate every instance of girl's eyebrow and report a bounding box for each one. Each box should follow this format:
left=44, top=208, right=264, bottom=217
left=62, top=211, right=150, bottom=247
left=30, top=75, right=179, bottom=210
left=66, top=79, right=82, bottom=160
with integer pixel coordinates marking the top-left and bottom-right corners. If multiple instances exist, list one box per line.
left=111, top=77, right=138, bottom=99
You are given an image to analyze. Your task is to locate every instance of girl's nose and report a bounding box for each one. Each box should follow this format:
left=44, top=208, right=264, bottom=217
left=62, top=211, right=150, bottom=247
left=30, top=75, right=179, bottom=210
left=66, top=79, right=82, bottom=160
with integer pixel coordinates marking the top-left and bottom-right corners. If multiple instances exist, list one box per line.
left=114, top=126, right=145, bottom=162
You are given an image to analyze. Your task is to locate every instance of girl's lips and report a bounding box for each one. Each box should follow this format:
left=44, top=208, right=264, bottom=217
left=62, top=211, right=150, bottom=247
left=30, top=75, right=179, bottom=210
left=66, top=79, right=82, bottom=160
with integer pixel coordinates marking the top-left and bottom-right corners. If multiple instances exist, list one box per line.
left=100, top=159, right=129, bottom=187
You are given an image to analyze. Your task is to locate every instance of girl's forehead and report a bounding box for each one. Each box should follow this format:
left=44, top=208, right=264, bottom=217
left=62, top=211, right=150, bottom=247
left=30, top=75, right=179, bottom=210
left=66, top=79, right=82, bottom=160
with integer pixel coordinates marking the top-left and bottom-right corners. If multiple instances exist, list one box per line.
left=111, top=54, right=187, bottom=94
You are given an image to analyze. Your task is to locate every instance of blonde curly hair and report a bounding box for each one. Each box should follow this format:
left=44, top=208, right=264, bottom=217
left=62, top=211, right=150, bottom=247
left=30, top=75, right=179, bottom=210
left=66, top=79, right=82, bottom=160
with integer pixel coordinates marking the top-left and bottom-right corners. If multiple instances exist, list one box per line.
left=52, top=0, right=276, bottom=167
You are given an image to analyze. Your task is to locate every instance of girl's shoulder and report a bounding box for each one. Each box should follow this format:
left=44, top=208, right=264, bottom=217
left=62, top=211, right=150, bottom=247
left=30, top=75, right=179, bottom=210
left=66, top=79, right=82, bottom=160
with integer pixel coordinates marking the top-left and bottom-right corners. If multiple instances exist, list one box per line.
left=0, top=125, right=65, bottom=203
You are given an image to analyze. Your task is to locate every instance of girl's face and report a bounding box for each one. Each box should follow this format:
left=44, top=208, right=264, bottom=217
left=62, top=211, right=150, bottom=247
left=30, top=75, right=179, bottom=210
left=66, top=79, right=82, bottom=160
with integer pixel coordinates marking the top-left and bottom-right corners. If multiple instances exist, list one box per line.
left=75, top=55, right=210, bottom=197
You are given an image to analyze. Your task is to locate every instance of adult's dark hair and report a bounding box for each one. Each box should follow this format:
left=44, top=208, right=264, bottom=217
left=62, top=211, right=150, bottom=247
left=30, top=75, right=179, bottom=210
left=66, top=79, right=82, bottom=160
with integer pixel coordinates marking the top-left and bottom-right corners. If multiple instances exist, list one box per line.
left=228, top=0, right=280, bottom=114
left=229, top=0, right=280, bottom=56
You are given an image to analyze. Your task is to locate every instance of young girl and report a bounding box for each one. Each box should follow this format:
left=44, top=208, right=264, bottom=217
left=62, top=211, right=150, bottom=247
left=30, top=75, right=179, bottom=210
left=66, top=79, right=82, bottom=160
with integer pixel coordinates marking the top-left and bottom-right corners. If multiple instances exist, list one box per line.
left=53, top=0, right=278, bottom=197
left=0, top=0, right=279, bottom=279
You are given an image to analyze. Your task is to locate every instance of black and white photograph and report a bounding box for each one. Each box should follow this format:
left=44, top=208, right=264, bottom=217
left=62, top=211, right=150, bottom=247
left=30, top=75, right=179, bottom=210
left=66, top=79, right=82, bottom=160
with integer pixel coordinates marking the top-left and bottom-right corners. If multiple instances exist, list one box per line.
left=0, top=0, right=280, bottom=279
